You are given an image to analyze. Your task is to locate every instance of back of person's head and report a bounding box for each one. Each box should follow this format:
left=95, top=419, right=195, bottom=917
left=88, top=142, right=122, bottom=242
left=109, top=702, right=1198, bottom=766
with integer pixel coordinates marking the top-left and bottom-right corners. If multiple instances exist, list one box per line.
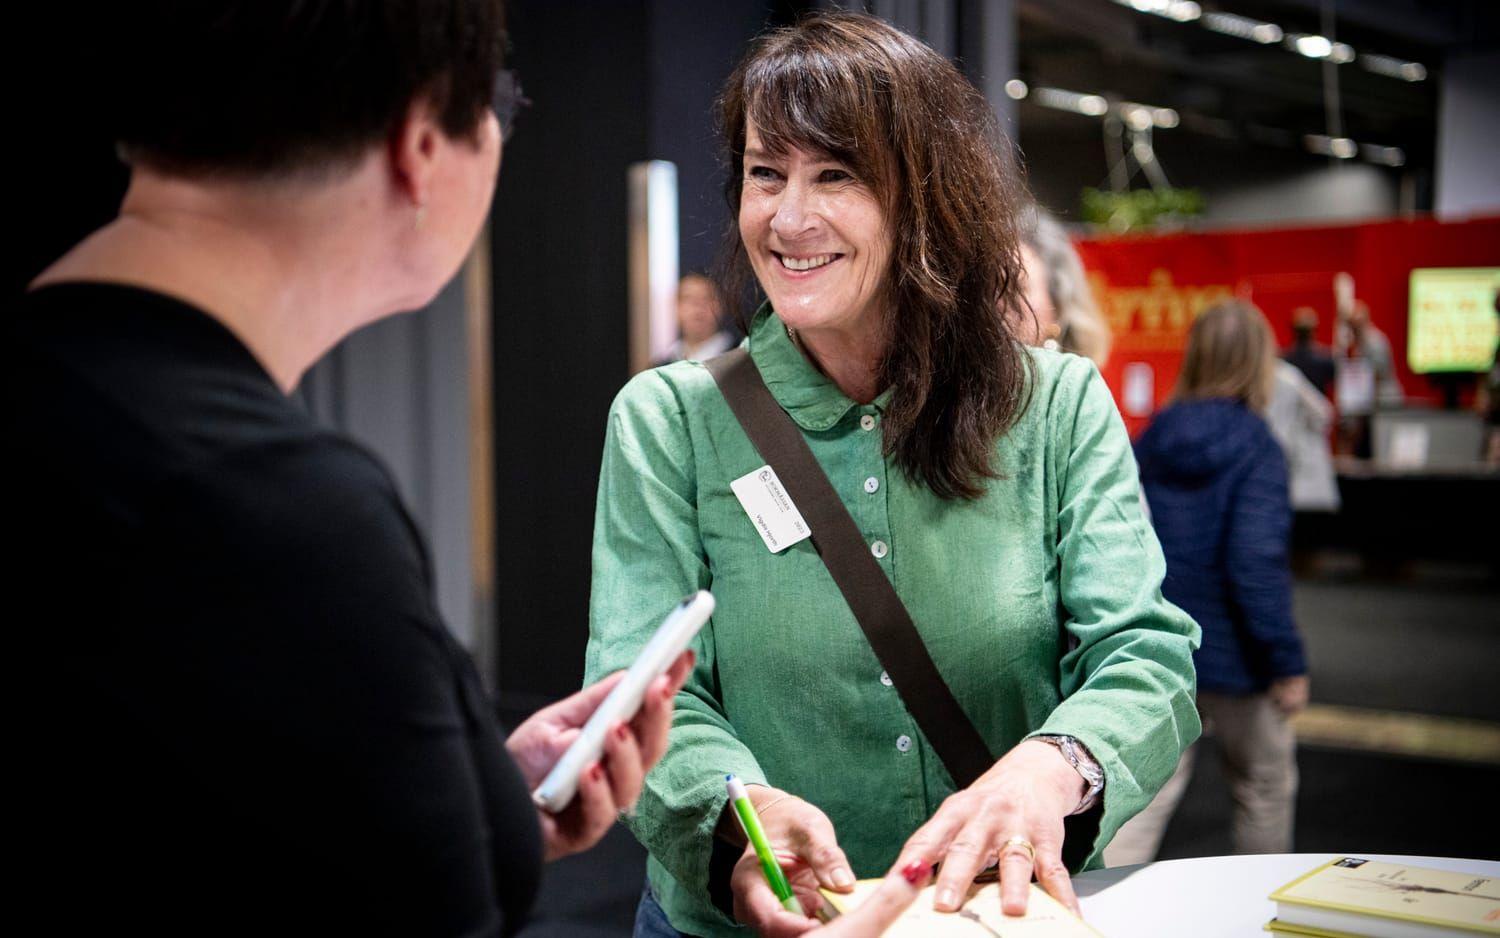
left=1021, top=211, right=1112, bottom=367
left=1175, top=299, right=1276, bottom=413
left=104, top=1, right=506, bottom=179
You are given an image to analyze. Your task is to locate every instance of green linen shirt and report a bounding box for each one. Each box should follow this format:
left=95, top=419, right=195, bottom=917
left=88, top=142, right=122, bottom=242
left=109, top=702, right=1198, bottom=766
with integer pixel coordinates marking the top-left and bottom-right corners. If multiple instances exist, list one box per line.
left=585, top=306, right=1201, bottom=937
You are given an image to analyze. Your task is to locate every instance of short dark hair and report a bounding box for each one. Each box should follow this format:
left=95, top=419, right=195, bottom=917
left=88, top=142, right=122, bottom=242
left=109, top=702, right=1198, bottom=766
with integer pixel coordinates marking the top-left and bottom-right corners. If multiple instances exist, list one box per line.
left=104, top=1, right=505, bottom=178
left=719, top=12, right=1032, bottom=500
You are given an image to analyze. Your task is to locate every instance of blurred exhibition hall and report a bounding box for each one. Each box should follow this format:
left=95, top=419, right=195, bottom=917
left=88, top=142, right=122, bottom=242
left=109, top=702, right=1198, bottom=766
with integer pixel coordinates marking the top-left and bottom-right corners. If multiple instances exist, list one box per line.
left=12, top=0, right=1498, bottom=935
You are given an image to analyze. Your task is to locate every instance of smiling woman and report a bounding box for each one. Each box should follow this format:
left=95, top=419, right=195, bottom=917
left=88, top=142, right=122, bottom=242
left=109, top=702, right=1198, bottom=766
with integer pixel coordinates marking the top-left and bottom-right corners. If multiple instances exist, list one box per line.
left=585, top=12, right=1202, bottom=938
left=721, top=14, right=1032, bottom=498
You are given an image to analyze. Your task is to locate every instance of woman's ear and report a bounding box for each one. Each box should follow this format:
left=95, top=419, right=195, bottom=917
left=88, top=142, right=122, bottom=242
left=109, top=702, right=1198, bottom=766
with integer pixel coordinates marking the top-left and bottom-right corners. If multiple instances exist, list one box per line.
left=387, top=96, right=444, bottom=211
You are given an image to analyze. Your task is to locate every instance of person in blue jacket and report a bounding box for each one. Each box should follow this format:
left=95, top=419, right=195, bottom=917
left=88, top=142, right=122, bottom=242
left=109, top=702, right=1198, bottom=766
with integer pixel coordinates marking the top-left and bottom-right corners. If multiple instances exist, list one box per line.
left=1105, top=299, right=1311, bottom=865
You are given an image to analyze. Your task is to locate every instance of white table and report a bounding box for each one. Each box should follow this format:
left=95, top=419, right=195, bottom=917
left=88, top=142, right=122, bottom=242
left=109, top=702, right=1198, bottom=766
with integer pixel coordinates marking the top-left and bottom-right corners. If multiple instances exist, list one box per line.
left=1074, top=853, right=1500, bottom=937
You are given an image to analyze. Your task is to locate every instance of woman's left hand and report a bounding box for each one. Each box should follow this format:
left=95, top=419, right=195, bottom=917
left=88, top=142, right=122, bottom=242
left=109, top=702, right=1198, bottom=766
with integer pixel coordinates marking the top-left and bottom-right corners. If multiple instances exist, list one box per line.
left=891, top=739, right=1086, bottom=918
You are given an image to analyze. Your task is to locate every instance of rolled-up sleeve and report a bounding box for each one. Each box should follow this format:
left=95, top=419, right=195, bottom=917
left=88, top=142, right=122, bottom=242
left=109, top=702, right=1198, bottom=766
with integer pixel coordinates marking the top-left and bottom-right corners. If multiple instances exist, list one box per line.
left=1029, top=359, right=1203, bottom=868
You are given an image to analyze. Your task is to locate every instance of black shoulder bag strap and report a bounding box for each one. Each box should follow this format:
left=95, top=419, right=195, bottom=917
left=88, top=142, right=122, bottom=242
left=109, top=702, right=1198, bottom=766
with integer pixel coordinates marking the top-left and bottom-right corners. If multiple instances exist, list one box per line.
left=706, top=347, right=996, bottom=788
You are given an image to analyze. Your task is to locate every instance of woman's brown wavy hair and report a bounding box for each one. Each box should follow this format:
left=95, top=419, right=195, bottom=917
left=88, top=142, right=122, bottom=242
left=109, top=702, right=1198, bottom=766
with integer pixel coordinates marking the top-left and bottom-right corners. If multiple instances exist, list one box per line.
left=717, top=11, right=1033, bottom=500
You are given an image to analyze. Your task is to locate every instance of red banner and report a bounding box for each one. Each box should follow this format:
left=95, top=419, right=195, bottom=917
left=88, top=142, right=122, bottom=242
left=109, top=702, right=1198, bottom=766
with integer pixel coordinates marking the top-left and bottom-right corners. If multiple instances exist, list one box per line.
left=1074, top=214, right=1500, bottom=435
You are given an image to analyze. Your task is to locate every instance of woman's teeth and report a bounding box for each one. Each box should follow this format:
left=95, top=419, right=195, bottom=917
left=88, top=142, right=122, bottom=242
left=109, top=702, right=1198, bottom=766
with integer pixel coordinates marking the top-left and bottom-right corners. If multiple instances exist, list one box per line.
left=779, top=253, right=838, bottom=271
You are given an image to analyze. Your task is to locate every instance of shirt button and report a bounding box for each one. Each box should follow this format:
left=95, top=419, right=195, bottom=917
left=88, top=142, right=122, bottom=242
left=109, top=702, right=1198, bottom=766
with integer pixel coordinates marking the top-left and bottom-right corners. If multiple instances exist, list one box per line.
left=864, top=476, right=880, bottom=494
left=896, top=734, right=912, bottom=753
left=860, top=414, right=877, bottom=431
left=870, top=540, right=889, bottom=559
left=880, top=670, right=893, bottom=687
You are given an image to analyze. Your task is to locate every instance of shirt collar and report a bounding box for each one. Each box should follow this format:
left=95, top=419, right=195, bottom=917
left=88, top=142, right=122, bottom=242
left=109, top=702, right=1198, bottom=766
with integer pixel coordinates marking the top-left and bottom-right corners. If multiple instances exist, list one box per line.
left=747, top=302, right=893, bottom=432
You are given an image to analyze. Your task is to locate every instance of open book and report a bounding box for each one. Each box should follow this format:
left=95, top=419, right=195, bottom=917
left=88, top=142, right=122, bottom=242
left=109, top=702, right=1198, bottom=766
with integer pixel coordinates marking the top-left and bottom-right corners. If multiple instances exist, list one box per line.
left=820, top=879, right=1104, bottom=937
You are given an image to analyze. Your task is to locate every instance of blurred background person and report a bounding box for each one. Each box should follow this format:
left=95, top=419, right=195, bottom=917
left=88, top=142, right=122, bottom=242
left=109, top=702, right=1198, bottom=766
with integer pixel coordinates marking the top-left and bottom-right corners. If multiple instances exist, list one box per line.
left=661, top=272, right=735, bottom=363
left=1106, top=300, right=1309, bottom=867
left=1339, top=300, right=1405, bottom=410
left=1334, top=298, right=1404, bottom=457
left=1283, top=306, right=1335, bottom=398
left=1266, top=359, right=1340, bottom=514
left=1019, top=210, right=1112, bottom=367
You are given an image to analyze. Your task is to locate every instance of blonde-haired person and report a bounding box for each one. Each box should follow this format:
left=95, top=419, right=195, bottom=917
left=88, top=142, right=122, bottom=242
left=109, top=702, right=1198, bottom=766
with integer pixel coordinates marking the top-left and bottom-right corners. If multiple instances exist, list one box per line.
left=1019, top=211, right=1111, bottom=367
left=1106, top=300, right=1310, bottom=866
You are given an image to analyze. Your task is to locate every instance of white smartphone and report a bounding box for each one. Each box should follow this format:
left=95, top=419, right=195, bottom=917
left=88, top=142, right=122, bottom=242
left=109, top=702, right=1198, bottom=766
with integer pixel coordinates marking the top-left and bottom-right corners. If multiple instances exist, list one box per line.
left=531, top=590, right=714, bottom=813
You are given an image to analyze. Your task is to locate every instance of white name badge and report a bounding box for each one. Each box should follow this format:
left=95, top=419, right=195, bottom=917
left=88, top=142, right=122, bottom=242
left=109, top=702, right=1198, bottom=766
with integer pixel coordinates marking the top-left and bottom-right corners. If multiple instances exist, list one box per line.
left=730, top=465, right=812, bottom=554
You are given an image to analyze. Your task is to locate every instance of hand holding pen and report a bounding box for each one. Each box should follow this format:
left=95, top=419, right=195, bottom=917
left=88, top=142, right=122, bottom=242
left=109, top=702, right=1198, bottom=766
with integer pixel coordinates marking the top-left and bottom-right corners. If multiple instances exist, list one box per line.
left=724, top=776, right=933, bottom=937
left=723, top=779, right=853, bottom=935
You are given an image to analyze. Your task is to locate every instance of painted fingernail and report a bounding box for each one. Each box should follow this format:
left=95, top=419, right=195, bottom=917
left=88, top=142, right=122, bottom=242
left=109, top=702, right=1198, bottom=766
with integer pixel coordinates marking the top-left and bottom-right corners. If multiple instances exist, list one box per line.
left=936, top=887, right=957, bottom=909
left=615, top=724, right=629, bottom=741
left=833, top=867, right=855, bottom=888
left=589, top=764, right=604, bottom=781
left=900, top=861, right=931, bottom=885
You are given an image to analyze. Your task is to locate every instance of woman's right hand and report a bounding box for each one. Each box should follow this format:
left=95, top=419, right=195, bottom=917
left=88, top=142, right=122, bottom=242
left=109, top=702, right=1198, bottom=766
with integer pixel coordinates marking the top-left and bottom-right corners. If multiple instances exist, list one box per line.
left=724, top=787, right=856, bottom=936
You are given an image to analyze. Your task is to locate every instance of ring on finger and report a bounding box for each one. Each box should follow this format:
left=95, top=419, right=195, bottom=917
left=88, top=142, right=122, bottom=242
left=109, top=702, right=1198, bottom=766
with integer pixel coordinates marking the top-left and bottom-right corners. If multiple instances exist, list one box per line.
left=1000, top=836, right=1035, bottom=863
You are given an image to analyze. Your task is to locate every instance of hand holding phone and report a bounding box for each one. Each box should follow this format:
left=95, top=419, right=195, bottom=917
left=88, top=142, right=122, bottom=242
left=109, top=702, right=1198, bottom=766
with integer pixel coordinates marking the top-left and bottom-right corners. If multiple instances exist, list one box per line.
left=530, top=591, right=714, bottom=813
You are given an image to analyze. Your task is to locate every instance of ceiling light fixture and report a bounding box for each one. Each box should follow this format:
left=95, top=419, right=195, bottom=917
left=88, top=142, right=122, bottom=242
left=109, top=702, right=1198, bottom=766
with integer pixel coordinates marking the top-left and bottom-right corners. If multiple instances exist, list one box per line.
left=1360, top=143, right=1407, bottom=167
left=1200, top=11, right=1283, bottom=44
left=1287, top=33, right=1355, bottom=64
left=1114, top=0, right=1202, bottom=24
left=1033, top=86, right=1110, bottom=117
left=1305, top=134, right=1358, bottom=159
left=1005, top=79, right=1029, bottom=100
left=1359, top=53, right=1427, bottom=82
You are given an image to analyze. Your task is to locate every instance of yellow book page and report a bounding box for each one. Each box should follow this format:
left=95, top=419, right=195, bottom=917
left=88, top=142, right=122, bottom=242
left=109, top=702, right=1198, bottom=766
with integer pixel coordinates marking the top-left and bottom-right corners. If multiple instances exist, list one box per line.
left=1270, top=858, right=1500, bottom=932
left=820, top=879, right=1104, bottom=937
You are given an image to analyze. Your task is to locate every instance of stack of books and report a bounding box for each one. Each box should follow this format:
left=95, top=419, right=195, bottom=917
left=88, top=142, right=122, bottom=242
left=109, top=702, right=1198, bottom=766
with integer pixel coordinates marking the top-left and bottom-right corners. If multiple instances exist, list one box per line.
left=1267, top=856, right=1500, bottom=937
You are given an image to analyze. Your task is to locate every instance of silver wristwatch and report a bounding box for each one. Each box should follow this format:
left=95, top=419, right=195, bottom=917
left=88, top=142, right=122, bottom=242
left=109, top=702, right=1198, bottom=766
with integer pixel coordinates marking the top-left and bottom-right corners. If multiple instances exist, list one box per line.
left=1034, top=734, right=1105, bottom=815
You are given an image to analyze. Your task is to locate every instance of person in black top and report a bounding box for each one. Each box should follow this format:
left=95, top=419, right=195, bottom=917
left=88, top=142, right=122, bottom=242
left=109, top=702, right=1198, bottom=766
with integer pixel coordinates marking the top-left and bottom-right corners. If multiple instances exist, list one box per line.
left=10, top=4, right=690, bottom=935
left=1282, top=306, right=1336, bottom=396
left=12, top=4, right=933, bottom=934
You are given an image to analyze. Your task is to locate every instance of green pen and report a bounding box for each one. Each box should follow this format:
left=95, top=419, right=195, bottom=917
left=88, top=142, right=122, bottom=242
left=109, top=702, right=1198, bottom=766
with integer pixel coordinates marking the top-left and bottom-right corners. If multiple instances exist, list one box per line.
left=725, top=774, right=805, bottom=916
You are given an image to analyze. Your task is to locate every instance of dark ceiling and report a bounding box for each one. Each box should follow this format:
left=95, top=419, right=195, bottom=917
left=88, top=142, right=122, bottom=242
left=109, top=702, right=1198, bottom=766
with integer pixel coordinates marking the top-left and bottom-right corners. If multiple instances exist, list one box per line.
left=1014, top=0, right=1498, bottom=174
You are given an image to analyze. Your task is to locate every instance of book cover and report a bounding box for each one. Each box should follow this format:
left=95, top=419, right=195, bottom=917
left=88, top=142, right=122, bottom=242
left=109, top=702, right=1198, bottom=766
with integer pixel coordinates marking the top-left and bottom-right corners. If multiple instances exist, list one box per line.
left=1269, top=857, right=1500, bottom=936
left=819, top=879, right=1103, bottom=937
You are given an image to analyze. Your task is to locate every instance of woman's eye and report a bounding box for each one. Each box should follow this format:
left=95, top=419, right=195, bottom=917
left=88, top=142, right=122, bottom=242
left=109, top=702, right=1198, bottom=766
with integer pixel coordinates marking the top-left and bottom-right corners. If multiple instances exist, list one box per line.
left=819, top=168, right=853, bottom=183
left=747, top=166, right=781, bottom=182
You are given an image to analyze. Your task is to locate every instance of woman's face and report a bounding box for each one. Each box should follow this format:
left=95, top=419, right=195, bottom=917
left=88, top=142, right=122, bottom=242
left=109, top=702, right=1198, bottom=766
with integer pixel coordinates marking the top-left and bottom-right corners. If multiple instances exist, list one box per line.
left=738, top=120, right=892, bottom=339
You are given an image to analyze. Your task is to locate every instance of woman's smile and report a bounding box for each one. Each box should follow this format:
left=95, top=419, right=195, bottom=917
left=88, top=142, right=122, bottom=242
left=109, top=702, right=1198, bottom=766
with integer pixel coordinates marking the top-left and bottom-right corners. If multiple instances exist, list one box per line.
left=771, top=251, right=844, bottom=274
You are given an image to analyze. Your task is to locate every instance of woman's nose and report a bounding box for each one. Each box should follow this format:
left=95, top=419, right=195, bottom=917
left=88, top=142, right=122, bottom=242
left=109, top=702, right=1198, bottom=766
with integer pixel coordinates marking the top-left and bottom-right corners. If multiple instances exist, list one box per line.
left=770, top=182, right=815, bottom=238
